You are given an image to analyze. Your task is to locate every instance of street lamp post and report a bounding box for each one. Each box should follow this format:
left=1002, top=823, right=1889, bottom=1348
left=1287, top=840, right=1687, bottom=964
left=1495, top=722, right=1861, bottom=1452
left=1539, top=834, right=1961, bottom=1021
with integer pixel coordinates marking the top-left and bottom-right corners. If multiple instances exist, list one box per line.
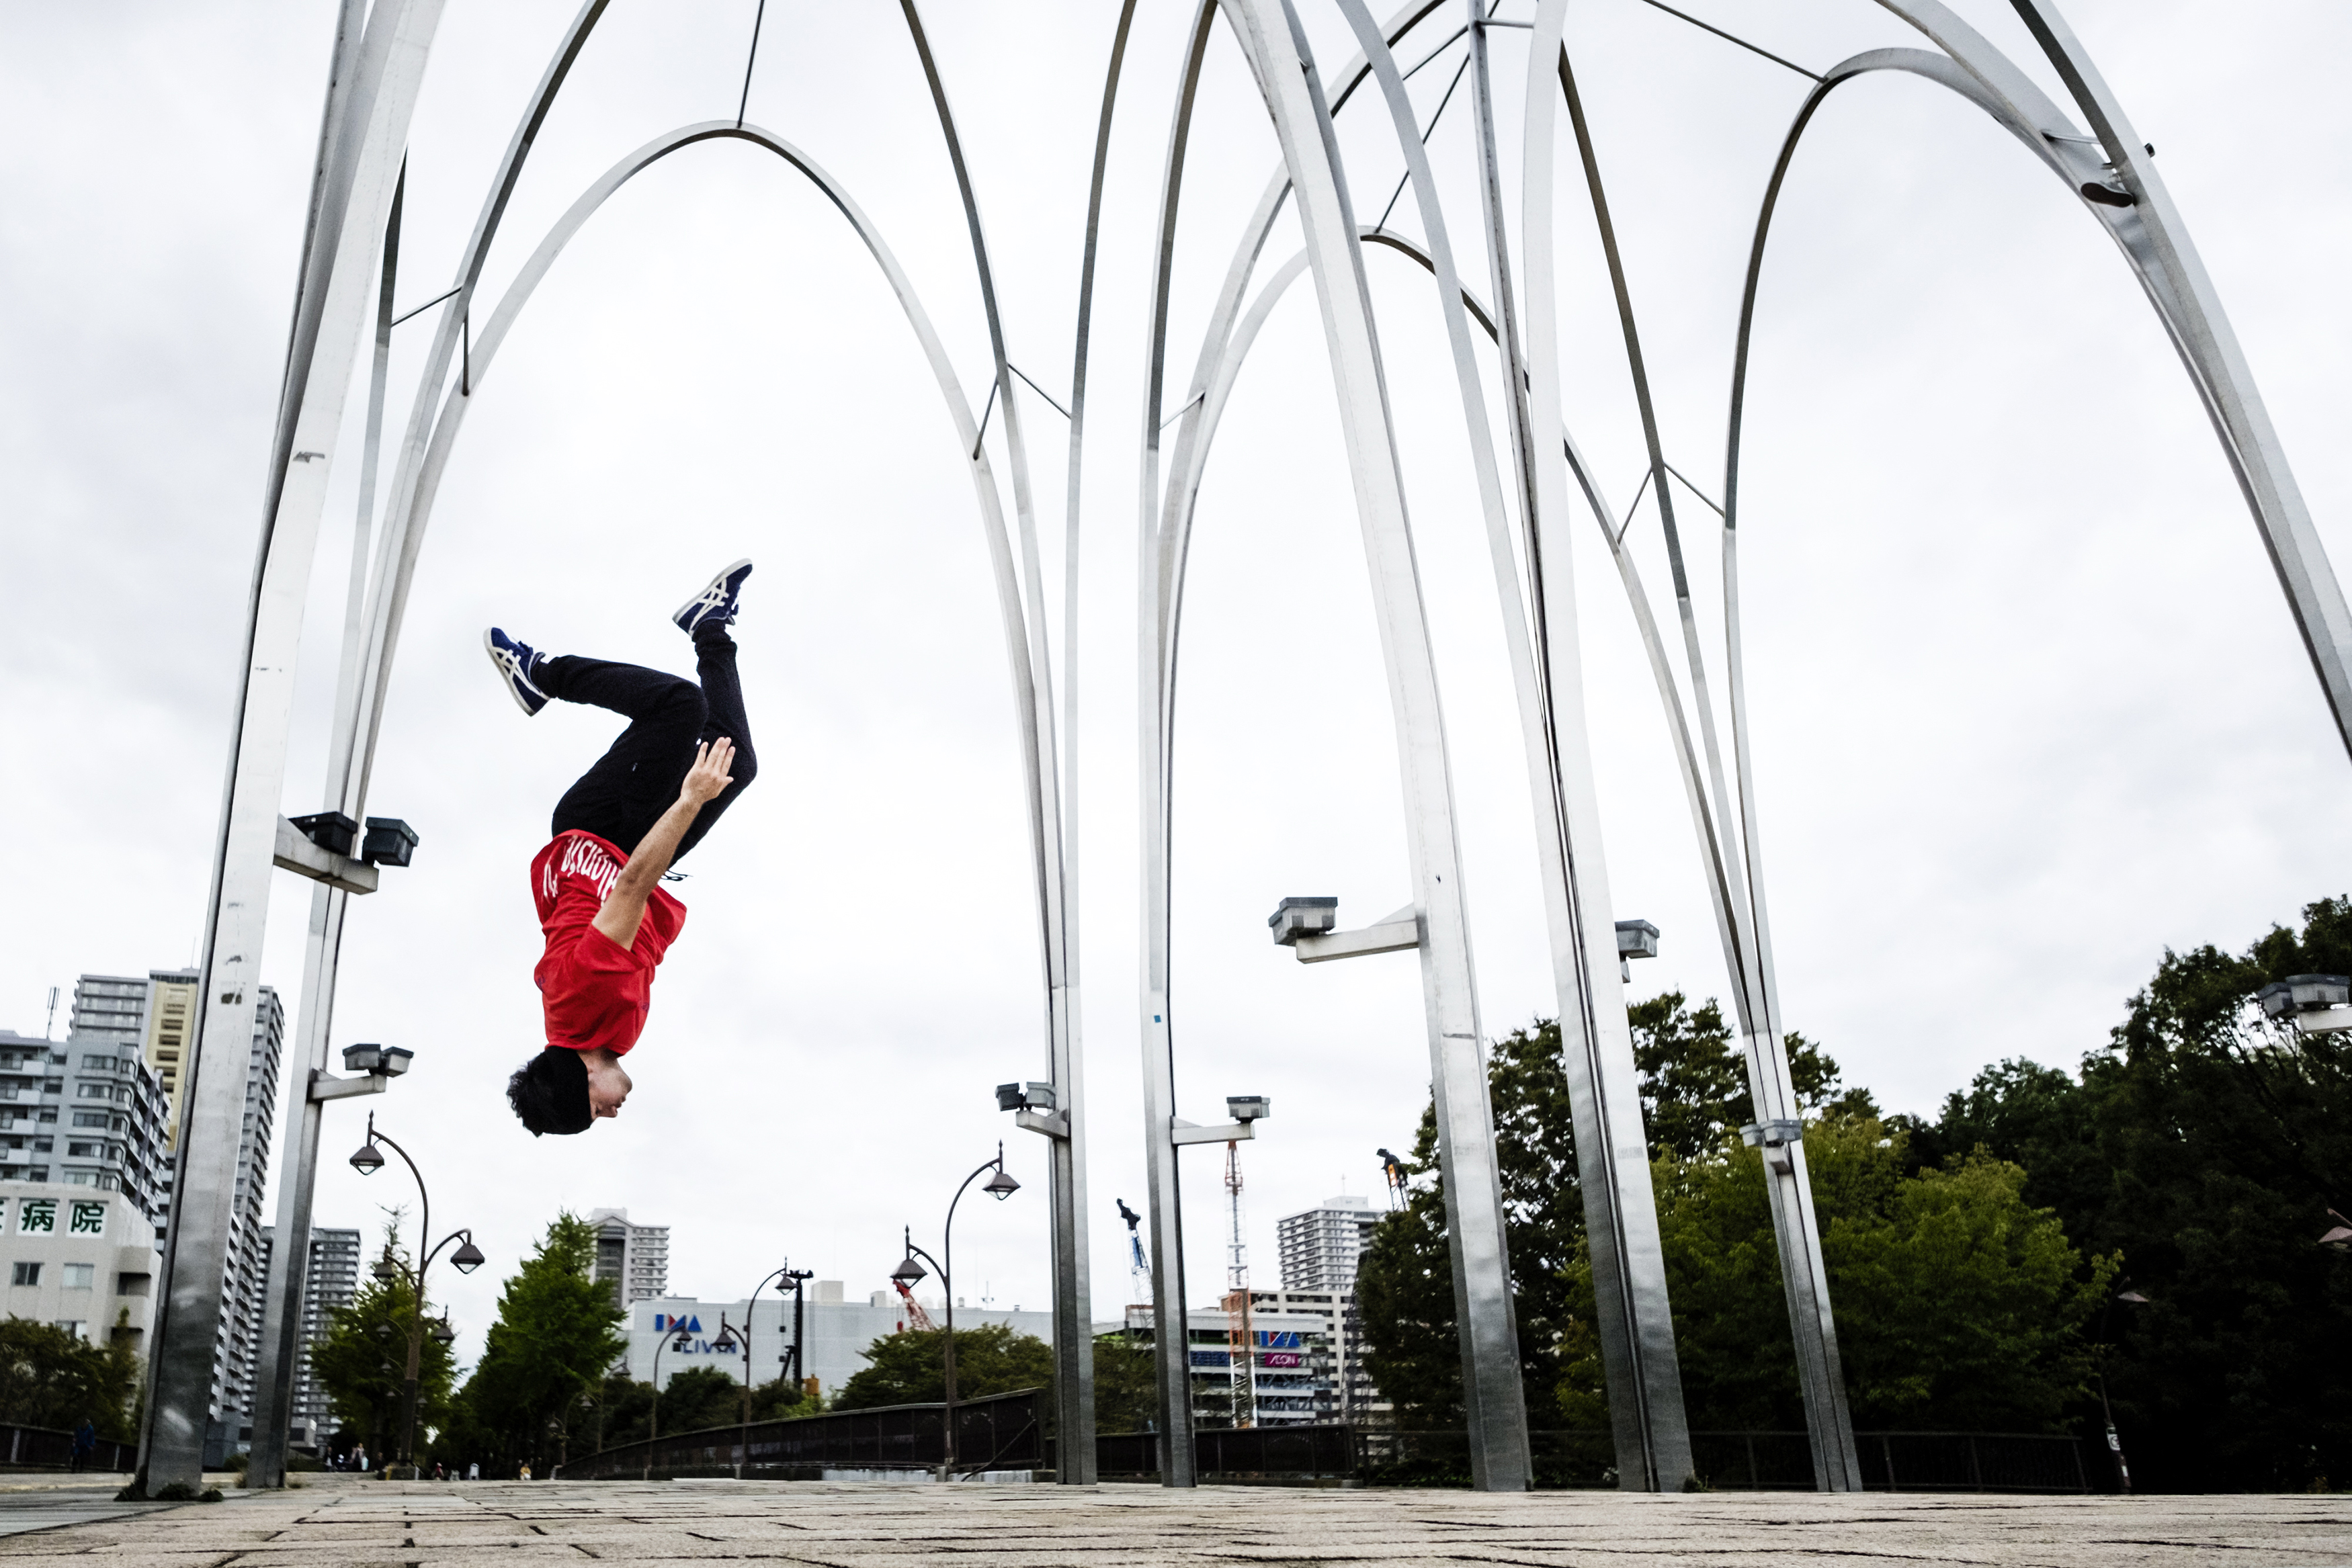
left=2091, top=1284, right=2149, bottom=1491
left=892, top=1144, right=1020, bottom=1481
left=645, top=1327, right=693, bottom=1481
left=721, top=1266, right=810, bottom=1481
left=347, top=1112, right=483, bottom=1475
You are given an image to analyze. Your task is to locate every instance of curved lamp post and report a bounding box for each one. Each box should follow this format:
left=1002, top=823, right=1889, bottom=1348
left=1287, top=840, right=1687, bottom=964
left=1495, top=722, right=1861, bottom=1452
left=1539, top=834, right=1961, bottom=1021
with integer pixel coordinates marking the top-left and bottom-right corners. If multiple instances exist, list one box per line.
left=347, top=1112, right=482, bottom=1473
left=893, top=1145, right=1020, bottom=1481
left=644, top=1325, right=694, bottom=1481
left=720, top=1265, right=811, bottom=1480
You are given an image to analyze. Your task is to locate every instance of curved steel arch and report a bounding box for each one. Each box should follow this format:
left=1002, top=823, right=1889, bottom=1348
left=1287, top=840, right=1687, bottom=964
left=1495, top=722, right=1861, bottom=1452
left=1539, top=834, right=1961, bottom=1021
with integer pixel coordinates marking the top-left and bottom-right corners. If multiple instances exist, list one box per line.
left=231, top=1, right=1097, bottom=1491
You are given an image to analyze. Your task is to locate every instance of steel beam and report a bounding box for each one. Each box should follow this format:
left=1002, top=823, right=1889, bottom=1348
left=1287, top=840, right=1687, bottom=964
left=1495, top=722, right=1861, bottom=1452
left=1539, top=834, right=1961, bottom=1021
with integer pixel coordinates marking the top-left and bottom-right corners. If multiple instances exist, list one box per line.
left=138, top=0, right=444, bottom=1496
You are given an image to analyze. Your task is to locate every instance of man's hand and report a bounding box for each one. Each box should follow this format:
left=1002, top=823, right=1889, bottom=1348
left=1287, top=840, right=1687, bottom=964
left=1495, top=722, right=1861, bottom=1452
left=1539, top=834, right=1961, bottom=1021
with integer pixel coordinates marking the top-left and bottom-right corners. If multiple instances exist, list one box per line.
left=591, top=737, right=734, bottom=952
left=680, top=738, right=736, bottom=808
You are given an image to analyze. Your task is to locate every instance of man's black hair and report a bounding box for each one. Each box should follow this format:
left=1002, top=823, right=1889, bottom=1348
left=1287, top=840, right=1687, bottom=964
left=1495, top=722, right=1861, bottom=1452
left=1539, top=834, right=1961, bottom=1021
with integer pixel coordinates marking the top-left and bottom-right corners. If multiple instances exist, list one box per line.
left=507, top=1047, right=593, bottom=1137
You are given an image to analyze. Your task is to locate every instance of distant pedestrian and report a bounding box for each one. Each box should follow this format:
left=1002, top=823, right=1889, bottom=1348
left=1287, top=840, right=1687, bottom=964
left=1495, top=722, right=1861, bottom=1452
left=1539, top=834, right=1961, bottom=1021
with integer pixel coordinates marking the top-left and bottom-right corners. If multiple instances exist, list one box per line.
left=433, top=1461, right=445, bottom=1481
left=69, top=1421, right=94, bottom=1473
left=355, top=1445, right=370, bottom=1473
left=518, top=1461, right=533, bottom=1481
left=467, top=1461, right=480, bottom=1481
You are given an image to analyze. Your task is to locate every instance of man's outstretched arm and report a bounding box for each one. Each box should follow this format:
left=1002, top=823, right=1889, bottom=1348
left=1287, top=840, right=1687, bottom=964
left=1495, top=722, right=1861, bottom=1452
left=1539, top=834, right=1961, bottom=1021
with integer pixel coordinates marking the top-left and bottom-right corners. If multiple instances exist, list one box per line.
left=592, top=738, right=735, bottom=951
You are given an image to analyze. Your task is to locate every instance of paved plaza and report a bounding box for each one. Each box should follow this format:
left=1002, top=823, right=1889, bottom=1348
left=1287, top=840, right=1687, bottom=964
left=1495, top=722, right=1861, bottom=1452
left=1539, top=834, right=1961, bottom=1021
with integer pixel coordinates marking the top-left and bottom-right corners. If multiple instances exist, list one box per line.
left=0, top=1474, right=2339, bottom=1566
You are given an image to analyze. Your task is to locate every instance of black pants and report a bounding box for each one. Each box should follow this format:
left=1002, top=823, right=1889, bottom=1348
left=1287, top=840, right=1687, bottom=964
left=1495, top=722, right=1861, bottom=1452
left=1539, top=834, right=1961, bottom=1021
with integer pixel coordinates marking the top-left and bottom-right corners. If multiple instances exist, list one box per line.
left=542, top=623, right=757, bottom=864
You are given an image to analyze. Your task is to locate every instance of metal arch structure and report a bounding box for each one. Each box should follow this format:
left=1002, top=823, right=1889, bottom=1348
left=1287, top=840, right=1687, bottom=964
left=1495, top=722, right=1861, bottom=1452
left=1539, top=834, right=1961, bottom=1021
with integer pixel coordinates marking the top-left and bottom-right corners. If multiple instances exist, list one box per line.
left=1132, top=0, right=1696, bottom=1491
left=1114, top=0, right=2352, bottom=1499
left=140, top=0, right=2351, bottom=1505
left=155, top=3, right=1099, bottom=1495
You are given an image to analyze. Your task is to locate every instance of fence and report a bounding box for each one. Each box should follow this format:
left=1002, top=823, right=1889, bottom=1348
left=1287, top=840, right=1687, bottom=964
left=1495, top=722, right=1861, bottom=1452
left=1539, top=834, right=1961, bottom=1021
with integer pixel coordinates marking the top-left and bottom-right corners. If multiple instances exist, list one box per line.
left=558, top=1404, right=2092, bottom=1492
left=554, top=1388, right=1046, bottom=1481
left=1098, top=1426, right=2097, bottom=1493
left=0, top=1421, right=134, bottom=1475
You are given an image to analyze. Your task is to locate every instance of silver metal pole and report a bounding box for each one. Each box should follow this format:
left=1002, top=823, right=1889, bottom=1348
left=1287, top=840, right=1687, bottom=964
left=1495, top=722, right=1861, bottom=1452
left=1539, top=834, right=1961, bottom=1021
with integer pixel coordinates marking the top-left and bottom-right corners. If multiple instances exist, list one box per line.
left=1223, top=0, right=1529, bottom=1491
left=247, top=142, right=407, bottom=1498
left=138, top=0, right=444, bottom=1495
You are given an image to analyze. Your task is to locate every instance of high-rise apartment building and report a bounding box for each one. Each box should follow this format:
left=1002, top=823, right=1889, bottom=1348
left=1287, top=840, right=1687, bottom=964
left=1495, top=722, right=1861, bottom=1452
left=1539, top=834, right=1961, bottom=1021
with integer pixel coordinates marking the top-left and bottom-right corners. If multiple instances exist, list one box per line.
left=588, top=1209, right=669, bottom=1307
left=1276, top=1195, right=1386, bottom=1422
left=71, top=972, right=284, bottom=1420
left=0, top=1029, right=171, bottom=1217
left=254, top=1225, right=360, bottom=1449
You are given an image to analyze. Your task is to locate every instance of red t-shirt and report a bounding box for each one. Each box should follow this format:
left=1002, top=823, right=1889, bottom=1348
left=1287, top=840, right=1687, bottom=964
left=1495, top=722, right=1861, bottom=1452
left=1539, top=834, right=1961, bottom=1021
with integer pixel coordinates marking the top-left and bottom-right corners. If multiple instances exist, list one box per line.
left=532, top=830, right=687, bottom=1056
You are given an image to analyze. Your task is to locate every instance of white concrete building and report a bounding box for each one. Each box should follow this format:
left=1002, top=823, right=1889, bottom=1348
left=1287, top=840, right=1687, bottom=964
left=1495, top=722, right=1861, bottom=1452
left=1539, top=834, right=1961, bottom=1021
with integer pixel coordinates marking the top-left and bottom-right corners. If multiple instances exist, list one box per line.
left=1275, top=1195, right=1388, bottom=1422
left=253, top=1224, right=361, bottom=1449
left=71, top=970, right=284, bottom=1420
left=0, top=1185, right=155, bottom=1349
left=622, top=1284, right=1053, bottom=1403
left=587, top=1209, right=669, bottom=1306
left=1106, top=1305, right=1337, bottom=1428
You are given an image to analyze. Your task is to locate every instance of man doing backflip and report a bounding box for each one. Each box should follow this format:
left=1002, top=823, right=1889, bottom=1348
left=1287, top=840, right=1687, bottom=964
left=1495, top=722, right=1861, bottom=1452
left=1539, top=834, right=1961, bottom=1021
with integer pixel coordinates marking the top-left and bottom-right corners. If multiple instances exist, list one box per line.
left=485, top=560, right=757, bottom=1136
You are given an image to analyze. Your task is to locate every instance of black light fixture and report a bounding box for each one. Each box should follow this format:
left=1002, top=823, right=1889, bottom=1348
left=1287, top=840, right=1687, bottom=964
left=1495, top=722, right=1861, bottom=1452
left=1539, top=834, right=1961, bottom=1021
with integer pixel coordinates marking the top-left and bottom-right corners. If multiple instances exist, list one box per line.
left=372, top=1254, right=398, bottom=1283
left=984, top=1166, right=1021, bottom=1201
left=450, top=1235, right=486, bottom=1274
left=349, top=1139, right=385, bottom=1175
left=429, top=1315, right=457, bottom=1346
left=892, top=1238, right=927, bottom=1287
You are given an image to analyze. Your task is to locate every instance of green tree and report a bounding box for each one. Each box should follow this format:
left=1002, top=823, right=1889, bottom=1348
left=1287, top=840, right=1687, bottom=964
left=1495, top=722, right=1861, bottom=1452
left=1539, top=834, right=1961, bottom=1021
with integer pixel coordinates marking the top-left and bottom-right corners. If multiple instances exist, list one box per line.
left=446, top=1213, right=624, bottom=1471
left=1564, top=1117, right=2113, bottom=1432
left=1908, top=897, right=2352, bottom=1489
left=308, top=1225, right=457, bottom=1456
left=1091, top=1332, right=1156, bottom=1434
left=1356, top=1004, right=1873, bottom=1429
left=831, top=1323, right=1053, bottom=1410
left=0, top=1315, right=139, bottom=1439
left=643, top=1365, right=741, bottom=1436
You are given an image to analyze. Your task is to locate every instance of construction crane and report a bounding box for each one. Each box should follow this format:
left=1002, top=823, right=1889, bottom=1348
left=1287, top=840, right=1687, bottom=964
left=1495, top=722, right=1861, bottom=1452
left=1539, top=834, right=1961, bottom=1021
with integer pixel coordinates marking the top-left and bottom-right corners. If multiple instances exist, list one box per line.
left=1224, top=1137, right=1255, bottom=1428
left=891, top=1275, right=935, bottom=1332
left=1117, top=1197, right=1152, bottom=1309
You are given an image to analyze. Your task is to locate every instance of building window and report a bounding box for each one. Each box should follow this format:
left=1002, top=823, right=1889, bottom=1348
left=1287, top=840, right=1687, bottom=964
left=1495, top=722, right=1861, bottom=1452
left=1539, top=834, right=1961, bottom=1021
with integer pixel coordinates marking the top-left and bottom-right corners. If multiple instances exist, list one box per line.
left=67, top=1143, right=98, bottom=1158
left=11, top=1262, right=38, bottom=1287
left=71, top=1113, right=105, bottom=1129
left=51, top=1321, right=85, bottom=1342
left=61, top=1264, right=93, bottom=1290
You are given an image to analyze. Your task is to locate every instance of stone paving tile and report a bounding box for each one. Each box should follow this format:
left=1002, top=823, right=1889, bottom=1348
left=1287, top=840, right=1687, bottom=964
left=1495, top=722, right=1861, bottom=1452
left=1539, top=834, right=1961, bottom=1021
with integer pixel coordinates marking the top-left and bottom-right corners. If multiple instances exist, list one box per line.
left=0, top=1475, right=2340, bottom=1566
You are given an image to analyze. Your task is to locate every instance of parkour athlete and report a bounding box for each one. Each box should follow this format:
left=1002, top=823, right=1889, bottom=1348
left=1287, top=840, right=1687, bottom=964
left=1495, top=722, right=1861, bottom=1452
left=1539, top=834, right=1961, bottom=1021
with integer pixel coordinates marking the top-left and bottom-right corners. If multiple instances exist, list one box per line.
left=483, top=560, right=758, bottom=1137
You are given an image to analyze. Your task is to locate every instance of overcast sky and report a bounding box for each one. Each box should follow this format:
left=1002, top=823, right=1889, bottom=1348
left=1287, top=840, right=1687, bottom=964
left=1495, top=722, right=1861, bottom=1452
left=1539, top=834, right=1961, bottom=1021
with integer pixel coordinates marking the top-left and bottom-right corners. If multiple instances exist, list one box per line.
left=2, top=0, right=2347, bottom=1376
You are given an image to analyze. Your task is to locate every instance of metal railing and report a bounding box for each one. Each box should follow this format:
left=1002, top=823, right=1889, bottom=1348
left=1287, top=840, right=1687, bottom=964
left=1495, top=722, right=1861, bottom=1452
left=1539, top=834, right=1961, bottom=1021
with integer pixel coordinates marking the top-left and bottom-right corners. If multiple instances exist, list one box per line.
left=0, top=1421, right=136, bottom=1475
left=554, top=1387, right=1046, bottom=1481
left=1096, top=1426, right=2097, bottom=1492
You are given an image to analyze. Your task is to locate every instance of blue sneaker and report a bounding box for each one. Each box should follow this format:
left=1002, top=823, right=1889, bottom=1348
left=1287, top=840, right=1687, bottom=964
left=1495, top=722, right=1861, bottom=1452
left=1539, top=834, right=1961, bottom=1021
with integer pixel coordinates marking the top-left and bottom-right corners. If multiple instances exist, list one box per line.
left=482, top=627, right=549, bottom=716
left=673, top=558, right=753, bottom=635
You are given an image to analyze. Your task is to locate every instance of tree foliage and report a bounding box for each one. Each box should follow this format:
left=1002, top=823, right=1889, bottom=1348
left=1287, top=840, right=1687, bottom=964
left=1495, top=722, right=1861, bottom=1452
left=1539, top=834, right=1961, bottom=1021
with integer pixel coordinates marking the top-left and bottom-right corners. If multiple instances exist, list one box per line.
left=1895, top=897, right=2352, bottom=1489
left=435, top=1213, right=624, bottom=1473
left=1091, top=1332, right=1156, bottom=1435
left=0, top=1315, right=138, bottom=1439
left=831, top=1323, right=1052, bottom=1411
left=1557, top=1117, right=2112, bottom=1432
left=1357, top=1004, right=1875, bottom=1429
left=308, top=1223, right=457, bottom=1455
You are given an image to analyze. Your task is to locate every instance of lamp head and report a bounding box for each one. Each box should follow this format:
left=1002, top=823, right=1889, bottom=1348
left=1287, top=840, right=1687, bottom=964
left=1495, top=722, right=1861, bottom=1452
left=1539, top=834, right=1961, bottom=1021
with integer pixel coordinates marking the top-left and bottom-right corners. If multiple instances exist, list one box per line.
left=349, top=1140, right=385, bottom=1175
left=892, top=1239, right=927, bottom=1285
left=429, top=1315, right=457, bottom=1346
left=984, top=1143, right=1020, bottom=1201
left=451, top=1235, right=486, bottom=1274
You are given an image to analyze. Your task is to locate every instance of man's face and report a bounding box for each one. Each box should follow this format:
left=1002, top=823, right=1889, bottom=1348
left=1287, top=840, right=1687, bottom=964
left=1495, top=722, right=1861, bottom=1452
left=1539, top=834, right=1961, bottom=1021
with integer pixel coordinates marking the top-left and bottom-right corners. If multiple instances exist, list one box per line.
left=586, top=1056, right=633, bottom=1119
